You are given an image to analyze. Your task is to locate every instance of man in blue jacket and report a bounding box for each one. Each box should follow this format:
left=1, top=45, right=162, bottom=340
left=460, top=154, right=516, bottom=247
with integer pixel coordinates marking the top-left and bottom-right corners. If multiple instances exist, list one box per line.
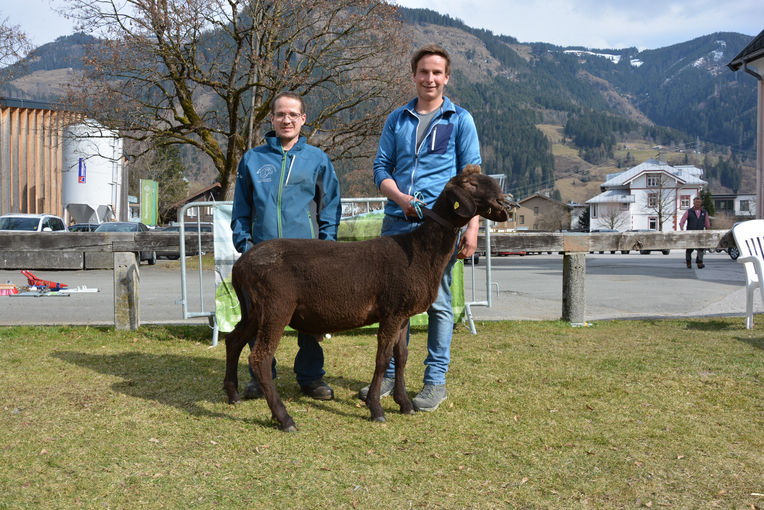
left=231, top=92, right=342, bottom=401
left=359, top=44, right=482, bottom=412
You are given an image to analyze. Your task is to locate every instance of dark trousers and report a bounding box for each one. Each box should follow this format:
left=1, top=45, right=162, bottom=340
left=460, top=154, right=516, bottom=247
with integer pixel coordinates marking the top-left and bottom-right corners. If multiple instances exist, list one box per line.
left=247, top=332, right=325, bottom=386
left=685, top=248, right=704, bottom=264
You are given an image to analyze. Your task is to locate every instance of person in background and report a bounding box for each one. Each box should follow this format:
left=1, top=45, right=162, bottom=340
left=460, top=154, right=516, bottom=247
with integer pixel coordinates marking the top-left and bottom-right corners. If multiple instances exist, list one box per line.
left=680, top=196, right=710, bottom=269
left=231, top=92, right=342, bottom=401
left=358, top=43, right=482, bottom=412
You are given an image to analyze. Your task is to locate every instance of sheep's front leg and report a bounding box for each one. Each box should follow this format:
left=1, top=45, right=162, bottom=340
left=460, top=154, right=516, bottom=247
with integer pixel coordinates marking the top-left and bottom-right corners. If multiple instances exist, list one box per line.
left=366, top=324, right=399, bottom=422
left=392, top=321, right=414, bottom=415
left=223, top=324, right=252, bottom=404
left=250, top=331, right=296, bottom=432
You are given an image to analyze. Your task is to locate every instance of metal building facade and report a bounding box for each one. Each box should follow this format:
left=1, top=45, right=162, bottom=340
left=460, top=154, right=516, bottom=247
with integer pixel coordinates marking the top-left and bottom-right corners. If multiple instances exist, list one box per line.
left=0, top=98, right=71, bottom=217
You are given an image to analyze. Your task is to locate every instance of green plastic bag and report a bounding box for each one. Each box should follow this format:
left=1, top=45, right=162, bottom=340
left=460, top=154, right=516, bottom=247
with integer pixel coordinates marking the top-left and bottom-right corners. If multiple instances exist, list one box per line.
left=215, top=276, right=241, bottom=334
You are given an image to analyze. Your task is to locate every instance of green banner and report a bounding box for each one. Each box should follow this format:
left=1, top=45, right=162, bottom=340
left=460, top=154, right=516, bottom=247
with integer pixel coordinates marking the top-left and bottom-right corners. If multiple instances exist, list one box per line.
left=140, top=179, right=158, bottom=226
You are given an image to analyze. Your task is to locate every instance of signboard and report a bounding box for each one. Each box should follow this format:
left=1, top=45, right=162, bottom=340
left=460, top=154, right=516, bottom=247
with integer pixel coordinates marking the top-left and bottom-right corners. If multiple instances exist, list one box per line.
left=140, top=179, right=158, bottom=226
left=78, top=158, right=86, bottom=183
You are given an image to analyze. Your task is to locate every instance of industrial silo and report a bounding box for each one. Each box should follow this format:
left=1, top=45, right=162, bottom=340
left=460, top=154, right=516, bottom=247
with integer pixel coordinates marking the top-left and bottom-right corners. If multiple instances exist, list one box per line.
left=61, top=121, right=124, bottom=224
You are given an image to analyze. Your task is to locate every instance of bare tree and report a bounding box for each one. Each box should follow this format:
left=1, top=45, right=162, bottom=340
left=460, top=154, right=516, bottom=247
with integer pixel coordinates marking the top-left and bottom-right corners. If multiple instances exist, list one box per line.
left=0, top=16, right=31, bottom=83
left=63, top=0, right=411, bottom=196
left=644, top=172, right=677, bottom=231
left=598, top=205, right=629, bottom=230
left=537, top=207, right=570, bottom=232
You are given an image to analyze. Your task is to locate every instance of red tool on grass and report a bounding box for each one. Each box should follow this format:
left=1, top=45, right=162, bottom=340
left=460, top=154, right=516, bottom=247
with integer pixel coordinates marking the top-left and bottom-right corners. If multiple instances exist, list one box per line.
left=21, top=270, right=68, bottom=291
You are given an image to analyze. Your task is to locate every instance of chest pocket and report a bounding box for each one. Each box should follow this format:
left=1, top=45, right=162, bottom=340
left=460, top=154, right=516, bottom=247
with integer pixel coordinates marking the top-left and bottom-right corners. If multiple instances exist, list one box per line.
left=427, top=123, right=454, bottom=155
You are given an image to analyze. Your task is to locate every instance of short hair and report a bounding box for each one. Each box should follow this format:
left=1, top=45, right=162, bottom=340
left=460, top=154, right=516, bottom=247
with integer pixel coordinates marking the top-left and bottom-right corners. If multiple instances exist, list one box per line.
left=271, top=92, right=305, bottom=114
left=410, top=44, right=451, bottom=75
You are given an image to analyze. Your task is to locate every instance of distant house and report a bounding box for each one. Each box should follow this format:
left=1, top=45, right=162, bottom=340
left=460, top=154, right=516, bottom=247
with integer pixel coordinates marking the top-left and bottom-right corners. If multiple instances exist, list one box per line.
left=712, top=193, right=756, bottom=218
left=728, top=28, right=764, bottom=219
left=514, top=193, right=572, bottom=231
left=0, top=97, right=72, bottom=217
left=586, top=158, right=707, bottom=231
left=164, top=182, right=223, bottom=224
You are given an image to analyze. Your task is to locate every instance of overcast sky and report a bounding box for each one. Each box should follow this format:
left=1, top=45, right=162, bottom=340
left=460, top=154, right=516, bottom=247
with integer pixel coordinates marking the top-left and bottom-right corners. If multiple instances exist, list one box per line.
left=2, top=0, right=763, bottom=49
left=396, top=0, right=763, bottom=49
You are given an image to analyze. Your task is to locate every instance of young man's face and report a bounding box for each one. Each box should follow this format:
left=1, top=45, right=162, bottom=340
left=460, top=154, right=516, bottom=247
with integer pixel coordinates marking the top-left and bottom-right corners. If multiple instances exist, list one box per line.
left=413, top=54, right=450, bottom=104
left=271, top=96, right=306, bottom=144
left=693, top=198, right=702, bottom=209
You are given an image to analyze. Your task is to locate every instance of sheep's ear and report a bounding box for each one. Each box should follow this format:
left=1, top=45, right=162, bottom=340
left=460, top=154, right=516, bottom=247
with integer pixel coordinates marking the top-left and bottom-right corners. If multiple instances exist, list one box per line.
left=445, top=185, right=477, bottom=220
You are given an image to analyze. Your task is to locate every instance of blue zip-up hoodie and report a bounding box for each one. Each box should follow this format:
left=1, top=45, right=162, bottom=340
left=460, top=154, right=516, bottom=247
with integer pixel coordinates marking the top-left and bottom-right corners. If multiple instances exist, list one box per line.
left=231, top=132, right=342, bottom=253
left=373, top=96, right=481, bottom=218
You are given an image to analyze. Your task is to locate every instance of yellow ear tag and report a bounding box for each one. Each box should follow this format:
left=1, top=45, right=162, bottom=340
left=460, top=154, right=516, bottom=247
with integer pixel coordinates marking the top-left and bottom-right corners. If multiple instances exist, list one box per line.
left=454, top=201, right=460, bottom=210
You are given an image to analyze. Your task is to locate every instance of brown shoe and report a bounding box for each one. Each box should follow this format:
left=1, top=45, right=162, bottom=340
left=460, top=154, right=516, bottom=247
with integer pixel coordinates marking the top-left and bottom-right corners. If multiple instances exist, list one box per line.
left=686, top=261, right=691, bottom=268
left=697, top=262, right=705, bottom=269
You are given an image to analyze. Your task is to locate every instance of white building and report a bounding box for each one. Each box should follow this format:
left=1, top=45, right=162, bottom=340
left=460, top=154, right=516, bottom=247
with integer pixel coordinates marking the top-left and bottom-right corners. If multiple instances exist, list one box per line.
left=713, top=193, right=756, bottom=218
left=586, top=159, right=707, bottom=231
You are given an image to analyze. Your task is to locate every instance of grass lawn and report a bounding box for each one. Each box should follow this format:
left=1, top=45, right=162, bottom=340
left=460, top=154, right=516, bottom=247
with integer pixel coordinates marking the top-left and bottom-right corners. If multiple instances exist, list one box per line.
left=1, top=319, right=762, bottom=508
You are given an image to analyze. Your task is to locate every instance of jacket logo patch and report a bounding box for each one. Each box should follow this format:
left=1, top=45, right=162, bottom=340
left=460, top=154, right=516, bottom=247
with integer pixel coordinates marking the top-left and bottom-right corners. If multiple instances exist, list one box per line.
left=256, top=164, right=277, bottom=182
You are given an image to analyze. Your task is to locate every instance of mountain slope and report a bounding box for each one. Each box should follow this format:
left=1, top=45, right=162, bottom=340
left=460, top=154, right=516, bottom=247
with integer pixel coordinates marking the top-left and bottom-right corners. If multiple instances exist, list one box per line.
left=0, top=8, right=757, bottom=200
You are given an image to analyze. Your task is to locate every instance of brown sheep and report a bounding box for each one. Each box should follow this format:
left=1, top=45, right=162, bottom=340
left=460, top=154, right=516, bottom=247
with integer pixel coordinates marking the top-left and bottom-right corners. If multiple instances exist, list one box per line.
left=223, top=165, right=508, bottom=431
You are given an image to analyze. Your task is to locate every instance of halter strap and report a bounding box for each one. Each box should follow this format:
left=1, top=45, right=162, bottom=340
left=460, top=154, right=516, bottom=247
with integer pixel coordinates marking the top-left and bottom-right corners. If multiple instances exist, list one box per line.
left=422, top=207, right=459, bottom=233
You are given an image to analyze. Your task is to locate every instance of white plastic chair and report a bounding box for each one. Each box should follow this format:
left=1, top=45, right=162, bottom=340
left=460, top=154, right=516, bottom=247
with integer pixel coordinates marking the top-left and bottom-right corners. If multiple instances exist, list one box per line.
left=731, top=219, right=764, bottom=329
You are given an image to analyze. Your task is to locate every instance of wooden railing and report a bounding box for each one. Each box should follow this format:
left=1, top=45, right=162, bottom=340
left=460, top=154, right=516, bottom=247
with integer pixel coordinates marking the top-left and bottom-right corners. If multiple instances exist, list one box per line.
left=0, top=229, right=732, bottom=329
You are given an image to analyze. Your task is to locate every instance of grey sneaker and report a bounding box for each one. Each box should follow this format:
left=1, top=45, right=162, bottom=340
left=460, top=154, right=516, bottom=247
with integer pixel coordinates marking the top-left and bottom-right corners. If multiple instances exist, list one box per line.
left=412, top=383, right=447, bottom=412
left=242, top=377, right=264, bottom=400
left=358, top=377, right=395, bottom=401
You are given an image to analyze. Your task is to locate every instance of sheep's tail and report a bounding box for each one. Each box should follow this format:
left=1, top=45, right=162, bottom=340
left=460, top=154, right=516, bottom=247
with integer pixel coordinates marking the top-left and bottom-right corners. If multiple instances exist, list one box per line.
left=229, top=268, right=264, bottom=345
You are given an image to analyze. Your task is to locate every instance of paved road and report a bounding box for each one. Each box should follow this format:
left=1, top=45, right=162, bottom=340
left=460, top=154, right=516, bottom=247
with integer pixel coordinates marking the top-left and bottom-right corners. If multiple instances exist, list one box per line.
left=464, top=250, right=757, bottom=322
left=0, top=250, right=757, bottom=327
left=0, top=261, right=216, bottom=327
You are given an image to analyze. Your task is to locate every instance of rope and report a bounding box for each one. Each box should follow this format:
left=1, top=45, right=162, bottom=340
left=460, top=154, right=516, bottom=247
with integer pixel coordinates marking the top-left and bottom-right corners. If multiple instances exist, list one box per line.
left=410, top=191, right=424, bottom=219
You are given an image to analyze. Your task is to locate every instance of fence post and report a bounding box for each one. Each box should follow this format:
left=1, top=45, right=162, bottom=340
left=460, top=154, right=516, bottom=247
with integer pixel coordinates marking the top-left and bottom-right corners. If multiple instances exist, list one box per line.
left=562, top=252, right=586, bottom=324
left=114, top=251, right=140, bottom=330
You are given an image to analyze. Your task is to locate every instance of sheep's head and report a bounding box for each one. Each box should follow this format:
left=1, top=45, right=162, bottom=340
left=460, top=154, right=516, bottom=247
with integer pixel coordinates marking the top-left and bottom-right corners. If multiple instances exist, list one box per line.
left=441, top=165, right=509, bottom=225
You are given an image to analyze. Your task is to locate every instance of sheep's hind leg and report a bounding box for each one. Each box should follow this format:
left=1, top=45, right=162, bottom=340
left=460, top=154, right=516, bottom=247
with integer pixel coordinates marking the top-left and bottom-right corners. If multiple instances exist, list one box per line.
left=250, top=328, right=296, bottom=432
left=223, top=321, right=255, bottom=404
left=392, top=320, right=414, bottom=415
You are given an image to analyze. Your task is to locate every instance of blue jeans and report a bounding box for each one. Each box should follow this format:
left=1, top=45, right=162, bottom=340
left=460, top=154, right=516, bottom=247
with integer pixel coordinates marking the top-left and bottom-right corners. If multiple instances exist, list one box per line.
left=247, top=332, right=325, bottom=386
left=381, top=214, right=458, bottom=385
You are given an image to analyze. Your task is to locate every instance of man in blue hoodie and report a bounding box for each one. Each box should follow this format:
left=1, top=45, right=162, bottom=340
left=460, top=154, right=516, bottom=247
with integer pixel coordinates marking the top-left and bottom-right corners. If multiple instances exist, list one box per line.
left=358, top=44, right=482, bottom=412
left=231, top=92, right=342, bottom=401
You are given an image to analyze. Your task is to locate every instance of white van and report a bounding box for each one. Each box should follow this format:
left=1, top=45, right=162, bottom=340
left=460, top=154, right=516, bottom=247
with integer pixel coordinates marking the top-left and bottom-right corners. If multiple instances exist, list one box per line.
left=0, top=213, right=68, bottom=232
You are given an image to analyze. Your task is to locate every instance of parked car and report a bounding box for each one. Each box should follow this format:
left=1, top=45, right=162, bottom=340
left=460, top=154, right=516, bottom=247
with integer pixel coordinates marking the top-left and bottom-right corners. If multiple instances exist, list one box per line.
left=68, top=223, right=100, bottom=232
left=715, top=245, right=740, bottom=260
left=94, top=221, right=156, bottom=264
left=0, top=213, right=67, bottom=232
left=155, top=223, right=213, bottom=259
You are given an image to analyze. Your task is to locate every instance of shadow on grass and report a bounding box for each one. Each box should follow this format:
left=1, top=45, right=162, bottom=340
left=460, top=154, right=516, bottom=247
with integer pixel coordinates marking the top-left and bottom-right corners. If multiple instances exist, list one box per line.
left=51, top=350, right=376, bottom=428
left=684, top=320, right=737, bottom=331
left=735, top=336, right=764, bottom=350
